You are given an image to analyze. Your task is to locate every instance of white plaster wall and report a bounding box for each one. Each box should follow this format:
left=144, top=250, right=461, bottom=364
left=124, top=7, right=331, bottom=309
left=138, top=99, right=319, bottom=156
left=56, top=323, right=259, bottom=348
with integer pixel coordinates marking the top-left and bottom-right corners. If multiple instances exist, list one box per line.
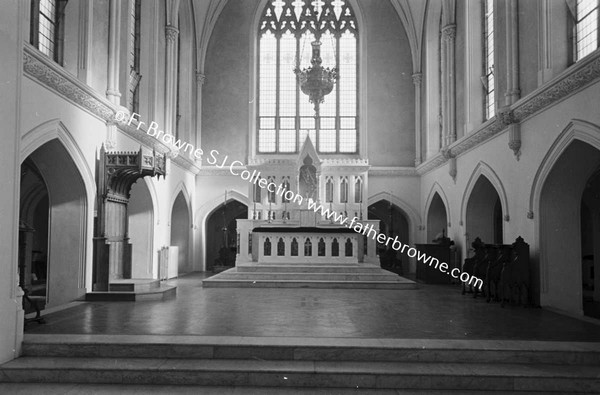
left=420, top=80, right=600, bottom=315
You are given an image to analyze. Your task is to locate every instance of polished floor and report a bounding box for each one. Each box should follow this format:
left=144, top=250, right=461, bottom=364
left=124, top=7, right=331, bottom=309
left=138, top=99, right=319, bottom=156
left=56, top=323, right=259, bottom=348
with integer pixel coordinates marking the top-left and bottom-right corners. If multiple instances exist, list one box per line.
left=24, top=272, right=600, bottom=341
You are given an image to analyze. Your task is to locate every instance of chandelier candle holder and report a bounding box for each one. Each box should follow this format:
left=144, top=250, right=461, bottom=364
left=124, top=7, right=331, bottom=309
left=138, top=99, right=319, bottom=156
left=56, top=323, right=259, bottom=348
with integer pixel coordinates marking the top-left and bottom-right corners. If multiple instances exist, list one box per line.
left=294, top=40, right=338, bottom=116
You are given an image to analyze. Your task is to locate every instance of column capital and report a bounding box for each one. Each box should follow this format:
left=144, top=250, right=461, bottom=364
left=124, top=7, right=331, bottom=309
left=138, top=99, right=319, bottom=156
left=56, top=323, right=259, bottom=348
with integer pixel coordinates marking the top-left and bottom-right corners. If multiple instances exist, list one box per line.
left=411, top=72, right=422, bottom=86
left=196, top=72, right=206, bottom=86
left=442, top=24, right=456, bottom=42
left=165, top=25, right=179, bottom=43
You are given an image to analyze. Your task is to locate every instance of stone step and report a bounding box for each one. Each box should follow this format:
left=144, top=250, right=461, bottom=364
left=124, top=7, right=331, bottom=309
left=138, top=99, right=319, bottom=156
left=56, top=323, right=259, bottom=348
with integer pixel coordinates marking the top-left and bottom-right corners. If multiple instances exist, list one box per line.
left=202, top=279, right=416, bottom=289
left=213, top=272, right=402, bottom=282
left=85, top=284, right=177, bottom=301
left=108, top=279, right=160, bottom=292
left=19, top=336, right=600, bottom=366
left=1, top=356, right=599, bottom=392
left=237, top=265, right=383, bottom=273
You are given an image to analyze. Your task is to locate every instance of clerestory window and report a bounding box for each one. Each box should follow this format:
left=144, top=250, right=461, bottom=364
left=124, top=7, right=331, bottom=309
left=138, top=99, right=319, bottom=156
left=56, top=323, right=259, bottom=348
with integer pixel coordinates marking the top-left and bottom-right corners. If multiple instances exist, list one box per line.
left=574, top=0, right=599, bottom=61
left=482, top=0, right=495, bottom=120
left=257, top=0, right=358, bottom=154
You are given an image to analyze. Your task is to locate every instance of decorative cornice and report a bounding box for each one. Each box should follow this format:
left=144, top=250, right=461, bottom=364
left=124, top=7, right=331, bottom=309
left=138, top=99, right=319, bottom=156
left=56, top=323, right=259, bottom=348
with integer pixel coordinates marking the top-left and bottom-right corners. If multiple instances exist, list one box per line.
left=23, top=44, right=198, bottom=174
left=198, top=166, right=245, bottom=176
left=417, top=50, right=600, bottom=175
left=368, top=166, right=418, bottom=177
left=23, top=44, right=114, bottom=121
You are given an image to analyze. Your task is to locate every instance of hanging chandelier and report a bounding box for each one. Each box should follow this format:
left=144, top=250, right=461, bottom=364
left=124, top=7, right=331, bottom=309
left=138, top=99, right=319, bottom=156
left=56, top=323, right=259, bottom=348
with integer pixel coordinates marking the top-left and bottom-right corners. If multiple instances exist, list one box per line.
left=294, top=40, right=338, bottom=117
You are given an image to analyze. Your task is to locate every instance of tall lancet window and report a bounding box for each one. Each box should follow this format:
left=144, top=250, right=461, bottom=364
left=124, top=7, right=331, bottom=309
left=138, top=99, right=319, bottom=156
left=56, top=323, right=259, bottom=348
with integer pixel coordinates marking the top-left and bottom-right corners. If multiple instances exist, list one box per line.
left=30, top=0, right=67, bottom=63
left=258, top=0, right=358, bottom=154
left=340, top=176, right=348, bottom=203
left=482, top=0, right=495, bottom=120
left=128, top=0, right=142, bottom=113
left=354, top=176, right=362, bottom=203
left=574, top=0, right=599, bottom=61
left=325, top=177, right=334, bottom=203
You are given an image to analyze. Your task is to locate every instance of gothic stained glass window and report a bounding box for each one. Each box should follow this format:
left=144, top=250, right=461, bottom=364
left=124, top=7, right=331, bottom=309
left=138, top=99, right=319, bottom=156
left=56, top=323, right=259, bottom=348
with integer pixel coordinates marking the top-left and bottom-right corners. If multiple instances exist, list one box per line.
left=258, top=0, right=358, bottom=154
left=277, top=237, right=285, bottom=255
left=291, top=238, right=299, bottom=256
left=264, top=237, right=272, bottom=256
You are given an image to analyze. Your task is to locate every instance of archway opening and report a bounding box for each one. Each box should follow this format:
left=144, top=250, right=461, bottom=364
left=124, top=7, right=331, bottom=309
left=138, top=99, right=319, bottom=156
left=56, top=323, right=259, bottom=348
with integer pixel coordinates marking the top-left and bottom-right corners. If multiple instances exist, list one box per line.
left=368, top=200, right=409, bottom=274
left=465, top=175, right=503, bottom=250
left=582, top=170, right=600, bottom=318
left=19, top=139, right=87, bottom=309
left=19, top=159, right=49, bottom=307
left=426, top=192, right=448, bottom=243
left=541, top=140, right=600, bottom=317
left=205, top=200, right=247, bottom=271
left=170, top=192, right=191, bottom=275
left=128, top=180, right=154, bottom=279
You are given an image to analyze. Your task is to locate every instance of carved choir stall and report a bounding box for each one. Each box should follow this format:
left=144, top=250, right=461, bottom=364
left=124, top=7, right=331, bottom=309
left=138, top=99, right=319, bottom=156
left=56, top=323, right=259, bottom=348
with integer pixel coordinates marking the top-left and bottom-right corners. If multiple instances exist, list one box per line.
left=461, top=236, right=531, bottom=307
left=92, top=145, right=166, bottom=291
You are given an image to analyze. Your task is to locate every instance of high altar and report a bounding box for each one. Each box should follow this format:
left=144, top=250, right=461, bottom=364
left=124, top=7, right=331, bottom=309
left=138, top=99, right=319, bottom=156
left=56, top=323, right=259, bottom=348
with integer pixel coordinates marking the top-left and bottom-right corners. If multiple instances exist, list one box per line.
left=235, top=138, right=380, bottom=266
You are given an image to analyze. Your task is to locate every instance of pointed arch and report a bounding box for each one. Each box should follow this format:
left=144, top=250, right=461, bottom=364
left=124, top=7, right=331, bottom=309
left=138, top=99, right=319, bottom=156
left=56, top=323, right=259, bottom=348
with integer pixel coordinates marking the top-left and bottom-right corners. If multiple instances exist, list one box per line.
left=20, top=119, right=95, bottom=201
left=529, top=120, right=600, bottom=217
left=196, top=189, right=248, bottom=270
left=171, top=181, right=193, bottom=224
left=390, top=0, right=421, bottom=72
left=424, top=182, right=451, bottom=228
left=20, top=119, right=95, bottom=290
left=368, top=192, right=421, bottom=235
left=460, top=161, right=509, bottom=226
left=529, top=120, right=600, bottom=298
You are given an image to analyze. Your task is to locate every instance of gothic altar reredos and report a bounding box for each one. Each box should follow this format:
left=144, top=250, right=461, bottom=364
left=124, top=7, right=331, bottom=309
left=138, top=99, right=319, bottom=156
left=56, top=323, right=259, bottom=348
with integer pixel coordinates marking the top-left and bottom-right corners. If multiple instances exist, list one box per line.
left=236, top=137, right=380, bottom=265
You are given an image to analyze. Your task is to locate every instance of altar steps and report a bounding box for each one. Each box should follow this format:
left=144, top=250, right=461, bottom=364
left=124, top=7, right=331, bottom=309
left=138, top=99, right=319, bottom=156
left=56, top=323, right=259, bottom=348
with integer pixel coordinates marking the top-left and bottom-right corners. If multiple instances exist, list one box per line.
left=202, top=264, right=416, bottom=289
left=1, top=335, right=599, bottom=392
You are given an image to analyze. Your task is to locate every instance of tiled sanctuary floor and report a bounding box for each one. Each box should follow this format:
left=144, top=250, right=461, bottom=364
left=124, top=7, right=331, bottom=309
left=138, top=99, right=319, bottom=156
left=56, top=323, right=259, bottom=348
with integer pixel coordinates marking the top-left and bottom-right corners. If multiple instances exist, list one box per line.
left=24, top=272, right=600, bottom=341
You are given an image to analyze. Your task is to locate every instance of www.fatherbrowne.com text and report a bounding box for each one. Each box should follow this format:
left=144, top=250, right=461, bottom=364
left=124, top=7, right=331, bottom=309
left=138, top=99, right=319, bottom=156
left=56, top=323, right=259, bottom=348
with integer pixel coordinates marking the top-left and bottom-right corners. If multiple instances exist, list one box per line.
left=115, top=111, right=483, bottom=289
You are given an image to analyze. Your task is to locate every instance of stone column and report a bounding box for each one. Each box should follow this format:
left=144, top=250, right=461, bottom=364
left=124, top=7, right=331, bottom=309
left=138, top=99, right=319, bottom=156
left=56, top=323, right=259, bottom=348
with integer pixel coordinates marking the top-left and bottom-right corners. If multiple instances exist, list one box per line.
left=504, top=0, right=520, bottom=106
left=106, top=0, right=122, bottom=105
left=195, top=72, right=206, bottom=158
left=537, top=0, right=553, bottom=85
left=442, top=24, right=456, bottom=147
left=412, top=73, right=422, bottom=165
left=164, top=25, right=179, bottom=135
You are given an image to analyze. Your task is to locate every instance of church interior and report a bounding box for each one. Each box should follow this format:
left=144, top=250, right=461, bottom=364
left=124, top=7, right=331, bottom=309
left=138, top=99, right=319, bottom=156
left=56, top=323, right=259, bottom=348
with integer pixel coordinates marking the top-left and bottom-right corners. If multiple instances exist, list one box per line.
left=1, top=0, right=600, bottom=392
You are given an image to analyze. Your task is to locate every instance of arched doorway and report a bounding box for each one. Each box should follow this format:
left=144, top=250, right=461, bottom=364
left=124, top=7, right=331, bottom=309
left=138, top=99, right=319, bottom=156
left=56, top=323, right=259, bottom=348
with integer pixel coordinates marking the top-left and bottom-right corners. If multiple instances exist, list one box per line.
left=582, top=170, right=600, bottom=318
left=128, top=180, right=154, bottom=279
left=540, top=140, right=600, bottom=317
left=368, top=200, right=410, bottom=273
left=465, top=176, right=503, bottom=249
left=426, top=192, right=448, bottom=243
left=170, top=191, right=191, bottom=275
left=19, top=139, right=87, bottom=308
left=205, top=200, right=248, bottom=271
